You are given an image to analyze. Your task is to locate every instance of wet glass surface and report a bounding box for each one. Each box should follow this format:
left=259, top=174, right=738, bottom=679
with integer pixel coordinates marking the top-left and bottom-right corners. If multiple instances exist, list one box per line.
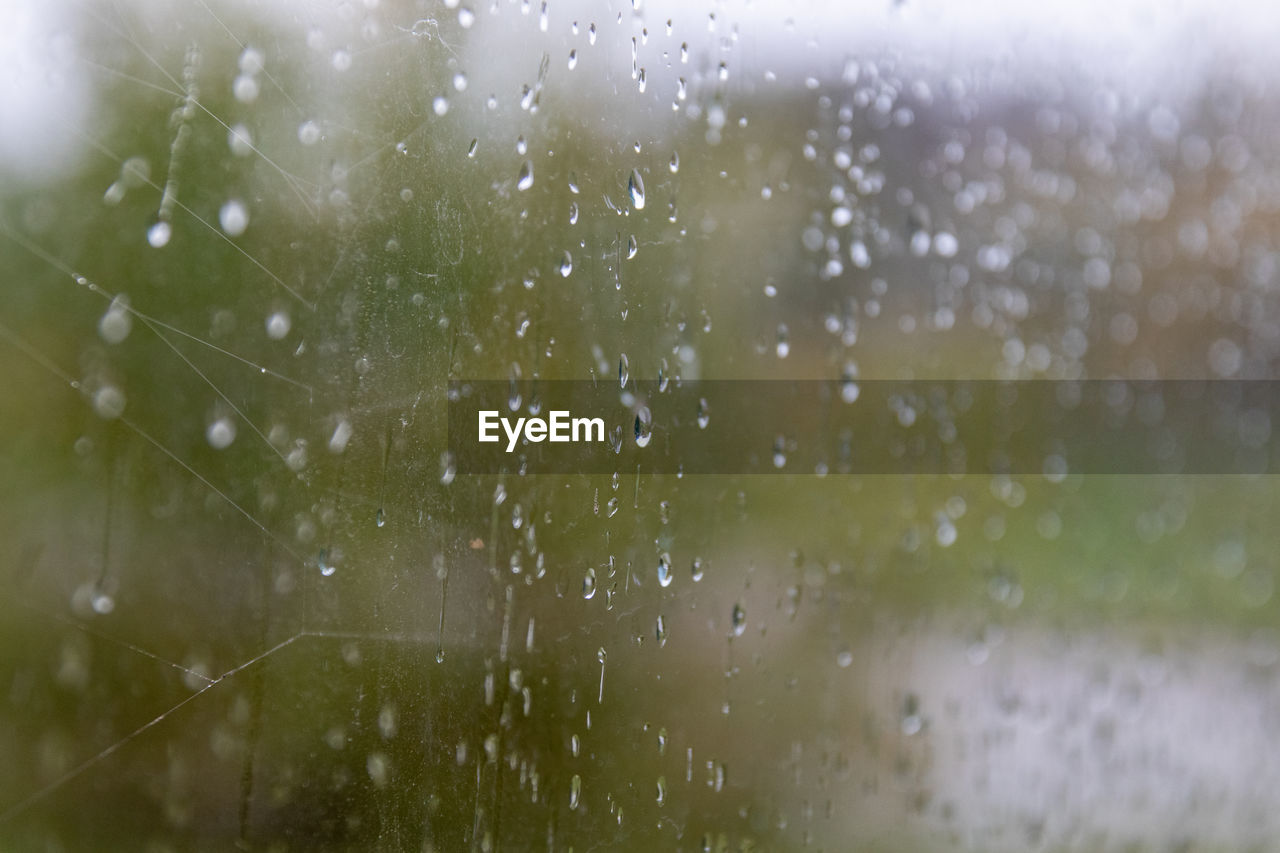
left=3, top=0, right=1280, bottom=849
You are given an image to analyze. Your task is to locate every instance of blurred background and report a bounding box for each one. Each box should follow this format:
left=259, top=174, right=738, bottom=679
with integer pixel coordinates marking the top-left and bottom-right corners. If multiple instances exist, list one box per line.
left=4, top=0, right=1280, bottom=849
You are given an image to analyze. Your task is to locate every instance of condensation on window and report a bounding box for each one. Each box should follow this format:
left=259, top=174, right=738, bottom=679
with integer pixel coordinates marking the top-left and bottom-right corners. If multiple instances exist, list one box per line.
left=3, top=0, right=1280, bottom=850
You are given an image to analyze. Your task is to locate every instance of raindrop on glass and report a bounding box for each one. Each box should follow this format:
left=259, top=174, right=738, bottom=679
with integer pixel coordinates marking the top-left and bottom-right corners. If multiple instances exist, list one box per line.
left=627, top=168, right=645, bottom=210
left=517, top=160, right=534, bottom=191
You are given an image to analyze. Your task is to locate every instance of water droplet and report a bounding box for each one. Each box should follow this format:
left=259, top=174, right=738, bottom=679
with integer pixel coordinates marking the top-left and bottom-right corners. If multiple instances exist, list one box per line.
left=266, top=311, right=291, bottom=340
left=146, top=221, right=171, bottom=248
left=98, top=296, right=132, bottom=345
left=669, top=150, right=679, bottom=172
left=772, top=436, right=787, bottom=469
left=558, top=251, right=573, bottom=277
left=626, top=235, right=637, bottom=259
left=655, top=614, right=667, bottom=646
left=228, top=124, right=253, bottom=157
left=319, top=549, right=335, bottom=577
left=239, top=46, right=264, bottom=74
left=841, top=364, right=860, bottom=403
left=730, top=603, right=746, bottom=637
left=568, top=49, right=577, bottom=70
left=627, top=169, right=646, bottom=210
left=329, top=420, right=353, bottom=454
left=934, top=231, right=958, bottom=257
left=634, top=406, right=652, bottom=447
left=467, top=138, right=477, bottom=157
left=583, top=567, right=597, bottom=599
left=696, top=398, right=710, bottom=429
left=691, top=557, right=705, bottom=582
left=432, top=96, right=449, bottom=116
left=656, top=776, right=666, bottom=805
left=517, top=160, right=534, bottom=191
left=92, top=386, right=126, bottom=419
left=232, top=74, right=259, bottom=103
left=570, top=774, right=582, bottom=809
left=936, top=516, right=957, bottom=547
left=901, top=694, right=924, bottom=735
left=657, top=553, right=672, bottom=587
left=376, top=507, right=386, bottom=528
left=297, top=120, right=321, bottom=146
left=618, top=353, right=630, bottom=388
left=836, top=649, right=853, bottom=668
left=219, top=199, right=249, bottom=237
left=206, top=416, right=236, bottom=449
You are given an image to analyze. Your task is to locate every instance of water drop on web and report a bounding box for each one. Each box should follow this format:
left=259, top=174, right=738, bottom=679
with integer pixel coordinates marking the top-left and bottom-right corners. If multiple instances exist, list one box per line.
left=206, top=417, right=236, bottom=450
left=98, top=296, right=131, bottom=344
left=227, top=123, right=253, bottom=157
left=93, top=386, right=126, bottom=419
left=146, top=221, right=171, bottom=248
left=266, top=311, right=291, bottom=340
left=297, top=121, right=321, bottom=146
left=219, top=199, right=248, bottom=236
left=232, top=75, right=259, bottom=103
